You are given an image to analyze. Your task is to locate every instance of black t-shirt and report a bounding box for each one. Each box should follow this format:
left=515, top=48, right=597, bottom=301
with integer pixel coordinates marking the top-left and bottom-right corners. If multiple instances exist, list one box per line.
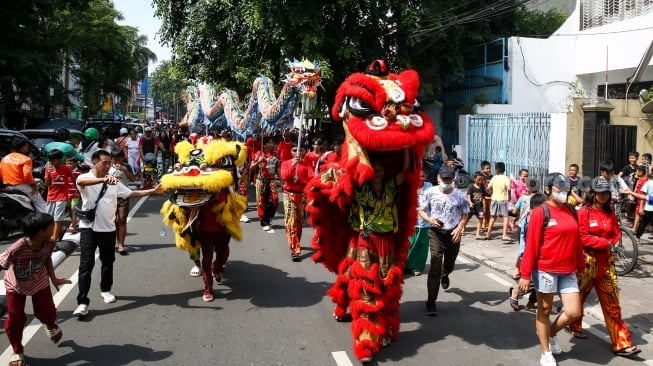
left=467, top=184, right=488, bottom=211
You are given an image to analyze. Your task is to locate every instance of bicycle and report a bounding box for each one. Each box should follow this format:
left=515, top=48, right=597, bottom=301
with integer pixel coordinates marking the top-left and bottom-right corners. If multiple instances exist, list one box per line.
left=613, top=198, right=639, bottom=275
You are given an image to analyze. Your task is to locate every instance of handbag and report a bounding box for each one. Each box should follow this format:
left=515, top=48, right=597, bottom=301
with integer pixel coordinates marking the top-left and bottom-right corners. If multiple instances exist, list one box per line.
left=75, top=183, right=108, bottom=222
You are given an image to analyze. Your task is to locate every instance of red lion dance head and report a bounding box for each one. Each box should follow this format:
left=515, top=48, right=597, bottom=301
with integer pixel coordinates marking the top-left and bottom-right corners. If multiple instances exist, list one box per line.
left=307, top=59, right=434, bottom=272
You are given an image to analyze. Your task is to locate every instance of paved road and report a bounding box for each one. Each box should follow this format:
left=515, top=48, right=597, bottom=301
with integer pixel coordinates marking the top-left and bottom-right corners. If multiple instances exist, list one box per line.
left=0, top=195, right=647, bottom=365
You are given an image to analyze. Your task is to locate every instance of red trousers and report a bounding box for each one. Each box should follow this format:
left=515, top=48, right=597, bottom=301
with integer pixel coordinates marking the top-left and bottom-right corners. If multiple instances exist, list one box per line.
left=199, top=230, right=231, bottom=297
left=5, top=287, right=59, bottom=354
left=568, top=251, right=633, bottom=352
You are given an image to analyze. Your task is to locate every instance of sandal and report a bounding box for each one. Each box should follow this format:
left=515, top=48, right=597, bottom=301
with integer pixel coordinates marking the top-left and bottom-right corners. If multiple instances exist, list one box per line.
left=615, top=346, right=641, bottom=357
left=190, top=265, right=201, bottom=277
left=564, top=325, right=588, bottom=339
left=509, top=287, right=522, bottom=311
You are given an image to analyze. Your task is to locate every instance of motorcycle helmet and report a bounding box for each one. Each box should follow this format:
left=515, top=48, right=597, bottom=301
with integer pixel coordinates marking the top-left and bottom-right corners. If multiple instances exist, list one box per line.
left=85, top=127, right=99, bottom=141
left=54, top=128, right=70, bottom=142
left=119, top=127, right=128, bottom=136
left=143, top=152, right=156, bottom=163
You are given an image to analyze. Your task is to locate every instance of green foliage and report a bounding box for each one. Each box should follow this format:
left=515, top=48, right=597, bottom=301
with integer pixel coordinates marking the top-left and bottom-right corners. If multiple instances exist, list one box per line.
left=153, top=0, right=568, bottom=112
left=150, top=60, right=190, bottom=121
left=0, top=0, right=157, bottom=123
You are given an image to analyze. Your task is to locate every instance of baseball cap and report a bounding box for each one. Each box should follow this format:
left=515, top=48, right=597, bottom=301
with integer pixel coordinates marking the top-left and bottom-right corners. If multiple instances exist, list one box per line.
left=544, top=172, right=571, bottom=192
left=144, top=126, right=152, bottom=132
left=120, top=127, right=128, bottom=135
left=439, top=165, right=455, bottom=179
left=526, top=178, right=540, bottom=193
left=591, top=176, right=610, bottom=193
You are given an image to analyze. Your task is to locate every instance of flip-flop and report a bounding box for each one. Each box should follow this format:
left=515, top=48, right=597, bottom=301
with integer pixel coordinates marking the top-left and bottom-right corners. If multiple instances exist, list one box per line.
left=501, top=237, right=512, bottom=241
left=615, top=346, right=641, bottom=357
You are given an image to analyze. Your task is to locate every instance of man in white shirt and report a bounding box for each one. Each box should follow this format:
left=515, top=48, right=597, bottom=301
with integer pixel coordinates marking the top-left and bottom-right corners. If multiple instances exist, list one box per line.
left=72, top=150, right=163, bottom=318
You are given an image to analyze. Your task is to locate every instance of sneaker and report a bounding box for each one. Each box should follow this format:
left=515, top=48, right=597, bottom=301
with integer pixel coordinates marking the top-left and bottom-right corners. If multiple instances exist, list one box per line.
left=425, top=301, right=438, bottom=316
left=381, top=336, right=391, bottom=348
left=44, top=325, right=62, bottom=344
left=73, top=304, right=88, bottom=317
left=291, top=253, right=301, bottom=262
left=540, top=351, right=557, bottom=366
left=441, top=275, right=450, bottom=290
left=412, top=270, right=421, bottom=276
left=262, top=225, right=271, bottom=231
left=100, top=291, right=117, bottom=304
left=240, top=215, right=250, bottom=223
left=9, top=352, right=25, bottom=366
left=549, top=336, right=562, bottom=355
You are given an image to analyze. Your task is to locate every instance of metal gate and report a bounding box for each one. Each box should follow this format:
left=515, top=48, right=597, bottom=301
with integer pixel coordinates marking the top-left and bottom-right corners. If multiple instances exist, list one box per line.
left=591, top=125, right=637, bottom=176
left=466, top=113, right=551, bottom=184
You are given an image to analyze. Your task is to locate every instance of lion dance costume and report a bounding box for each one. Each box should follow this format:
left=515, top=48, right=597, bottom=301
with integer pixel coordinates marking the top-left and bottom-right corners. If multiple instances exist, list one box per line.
left=306, top=60, right=434, bottom=362
left=160, top=139, right=248, bottom=299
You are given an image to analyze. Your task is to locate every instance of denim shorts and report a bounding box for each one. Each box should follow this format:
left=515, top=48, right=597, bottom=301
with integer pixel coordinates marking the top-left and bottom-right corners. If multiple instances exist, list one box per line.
left=531, top=269, right=579, bottom=294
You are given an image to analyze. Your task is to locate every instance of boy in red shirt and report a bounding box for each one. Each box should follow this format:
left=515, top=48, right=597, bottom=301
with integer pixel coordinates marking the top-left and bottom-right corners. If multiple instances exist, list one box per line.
left=0, top=212, right=71, bottom=366
left=44, top=149, right=74, bottom=241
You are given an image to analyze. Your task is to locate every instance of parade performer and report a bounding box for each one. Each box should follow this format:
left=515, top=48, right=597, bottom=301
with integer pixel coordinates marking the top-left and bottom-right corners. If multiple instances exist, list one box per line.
left=251, top=136, right=281, bottom=231
left=280, top=144, right=313, bottom=261
left=306, top=60, right=434, bottom=363
left=160, top=139, right=247, bottom=300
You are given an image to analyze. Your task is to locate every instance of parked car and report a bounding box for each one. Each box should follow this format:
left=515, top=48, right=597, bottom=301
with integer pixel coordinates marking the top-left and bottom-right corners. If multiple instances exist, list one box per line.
left=19, top=128, right=88, bottom=153
left=0, top=129, right=47, bottom=181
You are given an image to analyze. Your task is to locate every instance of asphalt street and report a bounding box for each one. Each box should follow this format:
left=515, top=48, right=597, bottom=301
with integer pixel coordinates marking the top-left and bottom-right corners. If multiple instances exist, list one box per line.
left=0, top=194, right=647, bottom=365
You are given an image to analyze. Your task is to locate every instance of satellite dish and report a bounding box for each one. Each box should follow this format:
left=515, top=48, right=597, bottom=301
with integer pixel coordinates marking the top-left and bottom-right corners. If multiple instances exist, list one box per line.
left=642, top=99, right=653, bottom=114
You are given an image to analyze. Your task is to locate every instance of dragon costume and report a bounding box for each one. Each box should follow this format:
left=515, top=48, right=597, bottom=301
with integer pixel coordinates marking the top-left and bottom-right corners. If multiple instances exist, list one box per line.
left=306, top=60, right=434, bottom=362
left=159, top=139, right=248, bottom=267
left=183, top=58, right=322, bottom=138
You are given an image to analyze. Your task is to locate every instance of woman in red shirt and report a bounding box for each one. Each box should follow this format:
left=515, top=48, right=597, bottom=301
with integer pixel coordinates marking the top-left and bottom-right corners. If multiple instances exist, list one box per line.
left=519, top=173, right=584, bottom=366
left=566, top=177, right=640, bottom=357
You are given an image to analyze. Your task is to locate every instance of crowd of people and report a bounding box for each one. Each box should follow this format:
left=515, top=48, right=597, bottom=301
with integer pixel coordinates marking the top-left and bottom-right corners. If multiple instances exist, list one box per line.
left=0, top=122, right=648, bottom=365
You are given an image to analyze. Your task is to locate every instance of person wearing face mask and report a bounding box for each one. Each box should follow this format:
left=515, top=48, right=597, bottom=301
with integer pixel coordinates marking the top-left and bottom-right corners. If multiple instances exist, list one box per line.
left=418, top=165, right=470, bottom=316
left=518, top=173, right=584, bottom=366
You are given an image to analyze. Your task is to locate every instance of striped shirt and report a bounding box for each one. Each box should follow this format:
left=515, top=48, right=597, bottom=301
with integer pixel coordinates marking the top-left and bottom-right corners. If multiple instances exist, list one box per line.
left=0, top=237, right=55, bottom=296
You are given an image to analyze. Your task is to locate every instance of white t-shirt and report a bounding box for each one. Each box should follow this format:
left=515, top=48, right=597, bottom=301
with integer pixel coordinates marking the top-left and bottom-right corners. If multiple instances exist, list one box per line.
left=125, top=138, right=140, bottom=157
left=76, top=171, right=132, bottom=232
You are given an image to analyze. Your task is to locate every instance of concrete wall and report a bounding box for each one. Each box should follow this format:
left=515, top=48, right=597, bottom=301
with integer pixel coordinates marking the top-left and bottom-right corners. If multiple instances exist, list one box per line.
left=565, top=98, right=652, bottom=175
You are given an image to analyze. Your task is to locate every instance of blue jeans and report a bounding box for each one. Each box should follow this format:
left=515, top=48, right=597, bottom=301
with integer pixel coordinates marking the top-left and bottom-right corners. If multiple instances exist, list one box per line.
left=77, top=229, right=116, bottom=305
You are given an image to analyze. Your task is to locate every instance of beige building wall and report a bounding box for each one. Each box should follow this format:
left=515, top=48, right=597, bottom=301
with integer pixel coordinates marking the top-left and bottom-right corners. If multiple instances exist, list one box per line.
left=566, top=98, right=651, bottom=175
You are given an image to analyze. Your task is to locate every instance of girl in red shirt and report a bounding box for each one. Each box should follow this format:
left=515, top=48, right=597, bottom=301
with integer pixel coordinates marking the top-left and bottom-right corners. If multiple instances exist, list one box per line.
left=566, top=176, right=640, bottom=357
left=519, top=173, right=584, bottom=366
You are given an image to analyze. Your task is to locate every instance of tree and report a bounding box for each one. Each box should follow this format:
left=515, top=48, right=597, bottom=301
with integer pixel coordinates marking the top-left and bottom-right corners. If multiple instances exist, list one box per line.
left=150, top=60, right=189, bottom=123
left=0, top=0, right=87, bottom=128
left=153, top=0, right=567, bottom=109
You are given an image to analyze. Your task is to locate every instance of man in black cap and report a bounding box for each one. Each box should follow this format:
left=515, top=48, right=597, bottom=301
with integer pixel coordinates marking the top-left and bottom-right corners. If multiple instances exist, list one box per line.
left=418, top=165, right=470, bottom=316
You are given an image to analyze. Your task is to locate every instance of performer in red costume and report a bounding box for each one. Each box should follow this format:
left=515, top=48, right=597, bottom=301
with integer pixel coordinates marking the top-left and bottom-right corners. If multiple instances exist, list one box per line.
left=280, top=145, right=313, bottom=261
left=306, top=60, right=434, bottom=363
left=251, top=136, right=281, bottom=231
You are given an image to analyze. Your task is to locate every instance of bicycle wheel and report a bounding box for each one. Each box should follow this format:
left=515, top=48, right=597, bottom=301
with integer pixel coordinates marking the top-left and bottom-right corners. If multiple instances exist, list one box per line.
left=614, top=228, right=638, bottom=276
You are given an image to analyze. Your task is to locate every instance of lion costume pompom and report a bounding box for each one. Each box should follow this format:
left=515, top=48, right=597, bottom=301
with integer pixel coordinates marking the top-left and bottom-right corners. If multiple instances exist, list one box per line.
left=160, top=139, right=248, bottom=262
left=306, top=60, right=434, bottom=362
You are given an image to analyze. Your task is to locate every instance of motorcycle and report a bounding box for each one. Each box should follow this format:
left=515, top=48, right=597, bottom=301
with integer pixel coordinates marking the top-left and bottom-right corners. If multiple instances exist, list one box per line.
left=422, top=157, right=471, bottom=188
left=0, top=187, right=35, bottom=240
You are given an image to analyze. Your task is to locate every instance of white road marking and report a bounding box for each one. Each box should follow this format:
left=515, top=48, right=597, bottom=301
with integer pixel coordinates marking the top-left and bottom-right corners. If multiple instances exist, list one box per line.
left=456, top=255, right=471, bottom=264
left=0, top=196, right=148, bottom=364
left=485, top=273, right=515, bottom=287
left=331, top=351, right=354, bottom=366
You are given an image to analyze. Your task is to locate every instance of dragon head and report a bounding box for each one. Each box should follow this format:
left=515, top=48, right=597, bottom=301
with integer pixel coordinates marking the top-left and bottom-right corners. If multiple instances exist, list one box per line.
left=331, top=60, right=434, bottom=184
left=160, top=139, right=247, bottom=207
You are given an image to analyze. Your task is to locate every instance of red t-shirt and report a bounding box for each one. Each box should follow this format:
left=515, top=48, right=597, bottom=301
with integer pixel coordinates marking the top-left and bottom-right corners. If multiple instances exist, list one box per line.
left=578, top=205, right=620, bottom=251
left=280, top=158, right=313, bottom=192
left=47, top=165, right=74, bottom=202
left=276, top=141, right=294, bottom=162
left=246, top=138, right=262, bottom=160
left=199, top=192, right=228, bottom=232
left=520, top=201, right=584, bottom=279
left=305, top=151, right=322, bottom=170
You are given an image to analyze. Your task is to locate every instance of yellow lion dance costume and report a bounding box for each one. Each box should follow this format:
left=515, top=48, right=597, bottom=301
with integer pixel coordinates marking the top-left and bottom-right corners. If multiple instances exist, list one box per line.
left=160, top=139, right=248, bottom=279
